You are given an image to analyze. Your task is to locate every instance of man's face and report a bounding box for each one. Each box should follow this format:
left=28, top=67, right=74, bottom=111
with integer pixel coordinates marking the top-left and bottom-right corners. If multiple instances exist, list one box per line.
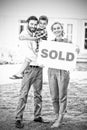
left=28, top=20, right=38, bottom=32
left=39, top=20, right=47, bottom=29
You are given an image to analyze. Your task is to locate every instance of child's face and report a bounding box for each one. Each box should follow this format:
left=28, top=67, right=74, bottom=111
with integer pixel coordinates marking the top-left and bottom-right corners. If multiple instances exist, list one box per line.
left=52, top=23, right=63, bottom=37
left=39, top=20, right=47, bottom=29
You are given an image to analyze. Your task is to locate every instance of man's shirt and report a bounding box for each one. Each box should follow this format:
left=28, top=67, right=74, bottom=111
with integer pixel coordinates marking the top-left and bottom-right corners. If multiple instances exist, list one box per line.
left=19, top=29, right=38, bottom=66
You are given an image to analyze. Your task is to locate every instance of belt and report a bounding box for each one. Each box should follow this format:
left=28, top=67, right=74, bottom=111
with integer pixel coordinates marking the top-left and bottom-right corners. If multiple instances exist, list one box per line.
left=29, top=65, right=39, bottom=68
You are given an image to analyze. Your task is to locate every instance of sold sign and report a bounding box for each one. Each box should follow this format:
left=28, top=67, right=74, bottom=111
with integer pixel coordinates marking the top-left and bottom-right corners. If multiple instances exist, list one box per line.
left=37, top=41, right=77, bottom=70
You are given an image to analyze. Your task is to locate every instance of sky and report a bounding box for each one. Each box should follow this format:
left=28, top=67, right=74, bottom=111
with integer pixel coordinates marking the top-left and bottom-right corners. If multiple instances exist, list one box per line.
left=0, top=0, right=87, bottom=18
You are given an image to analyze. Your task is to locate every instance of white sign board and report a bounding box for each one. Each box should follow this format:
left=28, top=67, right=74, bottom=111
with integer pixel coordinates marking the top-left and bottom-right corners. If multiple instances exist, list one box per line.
left=37, top=41, right=77, bottom=70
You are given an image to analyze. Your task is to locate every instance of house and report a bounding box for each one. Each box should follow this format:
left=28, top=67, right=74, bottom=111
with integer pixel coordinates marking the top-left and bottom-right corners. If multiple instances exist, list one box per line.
left=19, top=17, right=87, bottom=62
left=0, top=0, right=87, bottom=62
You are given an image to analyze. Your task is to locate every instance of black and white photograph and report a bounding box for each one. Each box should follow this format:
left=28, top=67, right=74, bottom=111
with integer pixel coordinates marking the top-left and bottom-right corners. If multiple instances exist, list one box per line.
left=0, top=0, right=87, bottom=129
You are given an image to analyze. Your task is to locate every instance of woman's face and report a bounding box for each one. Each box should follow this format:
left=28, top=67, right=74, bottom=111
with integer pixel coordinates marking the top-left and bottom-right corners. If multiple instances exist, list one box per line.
left=52, top=23, right=63, bottom=37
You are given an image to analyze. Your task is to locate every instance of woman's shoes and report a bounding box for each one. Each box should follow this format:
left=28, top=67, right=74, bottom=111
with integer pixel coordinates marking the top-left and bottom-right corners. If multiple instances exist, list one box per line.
left=51, top=114, right=63, bottom=128
left=51, top=119, right=61, bottom=128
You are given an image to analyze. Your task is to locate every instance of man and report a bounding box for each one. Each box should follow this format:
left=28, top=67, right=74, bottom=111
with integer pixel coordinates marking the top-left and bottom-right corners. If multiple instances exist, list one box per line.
left=15, top=16, right=44, bottom=128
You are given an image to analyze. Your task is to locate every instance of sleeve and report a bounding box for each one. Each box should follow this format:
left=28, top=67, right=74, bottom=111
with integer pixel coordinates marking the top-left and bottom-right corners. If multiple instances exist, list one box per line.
left=41, top=30, right=48, bottom=40
left=19, top=30, right=28, bottom=37
left=19, top=30, right=32, bottom=40
left=35, top=29, right=45, bottom=37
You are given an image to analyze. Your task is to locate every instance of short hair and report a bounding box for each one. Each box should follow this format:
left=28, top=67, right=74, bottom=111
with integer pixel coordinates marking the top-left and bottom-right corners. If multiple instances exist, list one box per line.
left=39, top=15, right=48, bottom=24
left=51, top=22, right=64, bottom=36
left=26, top=16, right=39, bottom=24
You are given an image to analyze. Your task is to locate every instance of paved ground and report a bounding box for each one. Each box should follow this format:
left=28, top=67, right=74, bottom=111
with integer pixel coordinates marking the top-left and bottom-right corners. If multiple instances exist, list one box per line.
left=0, top=63, right=87, bottom=130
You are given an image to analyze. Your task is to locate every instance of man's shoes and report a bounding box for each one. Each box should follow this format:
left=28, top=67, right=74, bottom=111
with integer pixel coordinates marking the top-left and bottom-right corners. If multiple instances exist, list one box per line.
left=34, top=117, right=44, bottom=123
left=34, top=117, right=49, bottom=123
left=15, top=120, right=24, bottom=128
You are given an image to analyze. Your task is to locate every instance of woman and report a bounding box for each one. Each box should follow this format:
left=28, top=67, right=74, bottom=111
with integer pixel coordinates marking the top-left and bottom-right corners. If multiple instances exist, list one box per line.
left=48, top=22, right=70, bottom=128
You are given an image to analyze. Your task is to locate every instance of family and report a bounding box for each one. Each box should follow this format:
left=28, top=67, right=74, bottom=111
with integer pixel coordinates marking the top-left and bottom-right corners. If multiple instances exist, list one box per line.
left=10, top=15, right=79, bottom=128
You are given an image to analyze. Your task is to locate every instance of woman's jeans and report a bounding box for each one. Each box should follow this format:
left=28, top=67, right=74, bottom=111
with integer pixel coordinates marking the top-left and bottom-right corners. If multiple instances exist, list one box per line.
left=48, top=68, right=70, bottom=116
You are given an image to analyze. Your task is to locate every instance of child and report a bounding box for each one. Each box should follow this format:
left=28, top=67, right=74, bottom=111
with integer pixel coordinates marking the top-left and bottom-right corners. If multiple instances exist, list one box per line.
left=35, top=15, right=48, bottom=40
left=10, top=15, right=48, bottom=79
left=35, top=15, right=48, bottom=50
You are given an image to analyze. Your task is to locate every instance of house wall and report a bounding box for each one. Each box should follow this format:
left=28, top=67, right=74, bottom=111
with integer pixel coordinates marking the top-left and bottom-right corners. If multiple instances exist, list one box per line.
left=0, top=0, right=87, bottom=45
left=0, top=16, right=87, bottom=62
left=0, top=0, right=87, bottom=62
left=0, top=16, right=19, bottom=48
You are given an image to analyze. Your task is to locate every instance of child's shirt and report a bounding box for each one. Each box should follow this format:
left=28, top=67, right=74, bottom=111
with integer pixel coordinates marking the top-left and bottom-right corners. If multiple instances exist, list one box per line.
left=35, top=28, right=48, bottom=40
left=35, top=28, right=48, bottom=50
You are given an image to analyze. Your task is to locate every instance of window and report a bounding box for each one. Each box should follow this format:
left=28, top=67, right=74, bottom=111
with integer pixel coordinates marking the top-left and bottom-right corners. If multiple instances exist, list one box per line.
left=84, top=23, right=87, bottom=49
left=66, top=24, right=73, bottom=43
left=19, top=20, right=27, bottom=34
left=19, top=25, right=24, bottom=34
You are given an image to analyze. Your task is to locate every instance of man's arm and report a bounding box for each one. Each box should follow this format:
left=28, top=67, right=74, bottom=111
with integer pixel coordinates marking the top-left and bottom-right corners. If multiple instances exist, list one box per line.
left=19, top=30, right=37, bottom=41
